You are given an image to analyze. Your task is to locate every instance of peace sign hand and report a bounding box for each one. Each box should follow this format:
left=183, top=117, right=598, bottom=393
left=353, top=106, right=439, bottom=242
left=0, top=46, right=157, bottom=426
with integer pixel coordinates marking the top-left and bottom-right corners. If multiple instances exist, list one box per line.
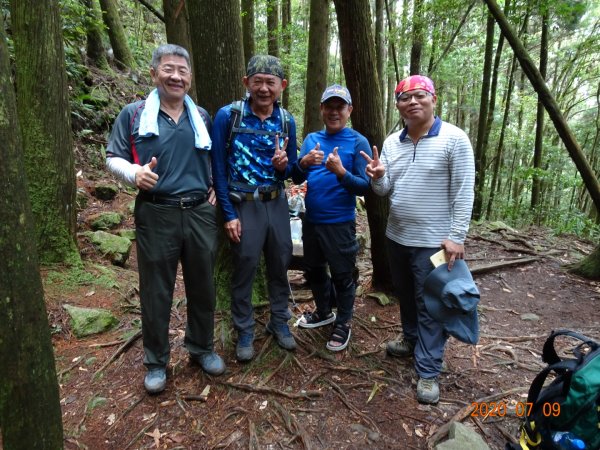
left=272, top=134, right=289, bottom=171
left=360, top=146, right=385, bottom=180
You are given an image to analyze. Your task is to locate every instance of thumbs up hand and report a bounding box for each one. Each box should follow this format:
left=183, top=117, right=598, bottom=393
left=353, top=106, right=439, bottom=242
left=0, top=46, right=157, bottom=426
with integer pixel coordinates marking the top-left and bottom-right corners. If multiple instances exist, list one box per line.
left=299, top=142, right=325, bottom=169
left=135, top=156, right=159, bottom=190
left=325, top=147, right=345, bottom=177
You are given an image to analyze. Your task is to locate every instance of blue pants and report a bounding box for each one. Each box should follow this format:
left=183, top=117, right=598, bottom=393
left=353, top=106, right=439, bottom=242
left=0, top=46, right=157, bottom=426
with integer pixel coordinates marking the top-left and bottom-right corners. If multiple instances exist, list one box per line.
left=387, top=238, right=448, bottom=378
left=230, top=194, right=292, bottom=334
left=302, top=220, right=359, bottom=325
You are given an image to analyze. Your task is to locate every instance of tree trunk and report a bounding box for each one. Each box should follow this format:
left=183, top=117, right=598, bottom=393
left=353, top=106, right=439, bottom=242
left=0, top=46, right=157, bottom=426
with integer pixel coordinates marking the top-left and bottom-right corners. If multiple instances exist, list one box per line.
left=303, top=0, right=329, bottom=137
left=483, top=0, right=600, bottom=215
left=162, top=0, right=196, bottom=101
left=333, top=0, right=391, bottom=290
left=530, top=7, right=548, bottom=217
left=0, top=22, right=64, bottom=449
left=568, top=244, right=600, bottom=279
left=10, top=0, right=80, bottom=265
left=188, top=0, right=245, bottom=116
left=472, top=12, right=495, bottom=221
left=267, top=0, right=279, bottom=57
left=408, top=0, right=424, bottom=75
left=84, top=0, right=109, bottom=69
left=485, top=55, right=516, bottom=219
left=241, top=0, right=256, bottom=65
left=375, top=0, right=385, bottom=101
left=281, top=0, right=291, bottom=109
left=98, top=0, right=134, bottom=69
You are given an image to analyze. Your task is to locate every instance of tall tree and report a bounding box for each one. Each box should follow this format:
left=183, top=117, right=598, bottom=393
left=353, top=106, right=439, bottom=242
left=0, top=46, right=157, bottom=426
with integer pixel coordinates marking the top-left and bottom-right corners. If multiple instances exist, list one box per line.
left=98, top=0, right=135, bottom=69
left=409, top=0, right=424, bottom=75
left=303, top=0, right=330, bottom=137
left=162, top=0, right=196, bottom=100
left=375, top=0, right=385, bottom=101
left=472, top=12, right=495, bottom=220
left=267, top=0, right=280, bottom=57
left=10, top=0, right=80, bottom=264
left=333, top=0, right=391, bottom=289
left=241, top=0, right=256, bottom=64
left=281, top=0, right=291, bottom=108
left=188, top=0, right=246, bottom=115
left=0, top=22, right=64, bottom=449
left=531, top=5, right=549, bottom=216
left=83, top=0, right=109, bottom=69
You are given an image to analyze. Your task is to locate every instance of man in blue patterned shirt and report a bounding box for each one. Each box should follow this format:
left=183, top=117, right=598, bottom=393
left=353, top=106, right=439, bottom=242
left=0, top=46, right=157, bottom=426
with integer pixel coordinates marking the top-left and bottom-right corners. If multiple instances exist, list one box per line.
left=211, top=55, right=298, bottom=362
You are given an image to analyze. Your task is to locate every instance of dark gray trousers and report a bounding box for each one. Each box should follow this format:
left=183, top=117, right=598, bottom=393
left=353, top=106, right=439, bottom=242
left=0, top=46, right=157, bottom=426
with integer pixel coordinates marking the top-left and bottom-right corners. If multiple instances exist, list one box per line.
left=387, top=238, right=448, bottom=378
left=230, top=194, right=292, bottom=334
left=135, top=199, right=218, bottom=369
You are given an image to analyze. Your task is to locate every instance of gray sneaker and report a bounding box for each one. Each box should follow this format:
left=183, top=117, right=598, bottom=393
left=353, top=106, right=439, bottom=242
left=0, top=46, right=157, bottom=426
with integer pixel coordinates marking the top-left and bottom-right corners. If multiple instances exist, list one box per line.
left=144, top=367, right=166, bottom=394
left=386, top=338, right=415, bottom=357
left=417, top=377, right=440, bottom=404
left=196, top=352, right=226, bottom=376
left=236, top=332, right=255, bottom=362
left=266, top=321, right=297, bottom=350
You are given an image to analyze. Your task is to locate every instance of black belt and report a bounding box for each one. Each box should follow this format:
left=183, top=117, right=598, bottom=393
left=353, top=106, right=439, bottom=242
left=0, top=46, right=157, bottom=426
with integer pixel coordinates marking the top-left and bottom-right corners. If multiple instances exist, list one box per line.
left=139, top=193, right=207, bottom=209
left=245, top=189, right=280, bottom=201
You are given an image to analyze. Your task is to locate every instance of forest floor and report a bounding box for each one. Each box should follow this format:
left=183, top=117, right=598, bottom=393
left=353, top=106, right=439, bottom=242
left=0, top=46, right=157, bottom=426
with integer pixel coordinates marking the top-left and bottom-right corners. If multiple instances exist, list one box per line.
left=43, top=174, right=600, bottom=450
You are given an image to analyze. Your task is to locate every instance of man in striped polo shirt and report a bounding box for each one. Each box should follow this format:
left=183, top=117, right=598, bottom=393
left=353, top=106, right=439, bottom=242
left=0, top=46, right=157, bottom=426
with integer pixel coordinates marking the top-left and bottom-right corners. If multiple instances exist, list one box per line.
left=361, top=75, right=475, bottom=404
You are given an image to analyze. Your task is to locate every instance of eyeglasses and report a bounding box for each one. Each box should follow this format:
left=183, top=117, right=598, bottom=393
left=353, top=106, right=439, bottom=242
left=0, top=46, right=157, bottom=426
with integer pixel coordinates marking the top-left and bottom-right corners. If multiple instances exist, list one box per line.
left=396, top=90, right=431, bottom=103
left=159, top=65, right=191, bottom=77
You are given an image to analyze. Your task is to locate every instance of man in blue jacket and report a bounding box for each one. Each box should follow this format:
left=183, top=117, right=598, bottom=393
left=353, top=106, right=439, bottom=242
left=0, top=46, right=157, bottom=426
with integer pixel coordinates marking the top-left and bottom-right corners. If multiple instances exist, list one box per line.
left=293, top=84, right=372, bottom=351
left=211, top=55, right=298, bottom=361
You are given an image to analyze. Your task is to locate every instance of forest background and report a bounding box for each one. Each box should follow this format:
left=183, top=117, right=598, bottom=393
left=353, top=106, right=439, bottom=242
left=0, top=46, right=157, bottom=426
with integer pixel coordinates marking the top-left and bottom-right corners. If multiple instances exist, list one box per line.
left=1, top=0, right=599, bottom=448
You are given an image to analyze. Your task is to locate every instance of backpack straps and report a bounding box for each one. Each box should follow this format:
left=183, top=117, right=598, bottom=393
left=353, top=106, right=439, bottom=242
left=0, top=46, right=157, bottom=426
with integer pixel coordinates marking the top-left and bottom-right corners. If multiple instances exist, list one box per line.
left=542, top=329, right=599, bottom=366
left=226, top=99, right=291, bottom=151
left=129, top=100, right=146, bottom=165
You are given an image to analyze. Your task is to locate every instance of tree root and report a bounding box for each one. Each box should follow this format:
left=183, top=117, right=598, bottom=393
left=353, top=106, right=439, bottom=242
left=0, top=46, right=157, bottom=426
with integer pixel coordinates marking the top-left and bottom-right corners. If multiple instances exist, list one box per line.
left=325, top=378, right=380, bottom=433
left=218, top=381, right=322, bottom=400
left=93, top=329, right=142, bottom=378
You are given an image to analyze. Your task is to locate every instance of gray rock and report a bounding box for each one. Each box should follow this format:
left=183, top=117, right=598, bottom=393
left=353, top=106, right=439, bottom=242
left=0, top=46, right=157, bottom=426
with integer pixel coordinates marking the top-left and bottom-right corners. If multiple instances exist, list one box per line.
left=520, top=313, right=540, bottom=322
left=435, top=422, right=490, bottom=450
left=63, top=304, right=119, bottom=338
left=86, top=230, right=132, bottom=266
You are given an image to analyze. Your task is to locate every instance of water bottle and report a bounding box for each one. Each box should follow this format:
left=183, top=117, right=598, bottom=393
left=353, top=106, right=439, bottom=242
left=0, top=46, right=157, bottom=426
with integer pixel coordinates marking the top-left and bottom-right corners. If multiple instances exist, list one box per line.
left=551, top=431, right=587, bottom=450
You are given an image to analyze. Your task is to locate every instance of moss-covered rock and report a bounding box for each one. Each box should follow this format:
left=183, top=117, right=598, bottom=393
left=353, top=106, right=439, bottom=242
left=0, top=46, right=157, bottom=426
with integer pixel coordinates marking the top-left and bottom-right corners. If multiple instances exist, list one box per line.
left=63, top=304, right=119, bottom=338
left=86, top=230, right=132, bottom=266
left=93, top=183, right=119, bottom=201
left=117, top=228, right=136, bottom=240
left=89, top=212, right=122, bottom=230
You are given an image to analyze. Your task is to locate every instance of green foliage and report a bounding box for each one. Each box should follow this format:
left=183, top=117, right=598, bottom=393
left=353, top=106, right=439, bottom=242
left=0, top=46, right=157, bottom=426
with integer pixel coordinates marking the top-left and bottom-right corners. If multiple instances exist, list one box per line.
left=45, top=263, right=120, bottom=291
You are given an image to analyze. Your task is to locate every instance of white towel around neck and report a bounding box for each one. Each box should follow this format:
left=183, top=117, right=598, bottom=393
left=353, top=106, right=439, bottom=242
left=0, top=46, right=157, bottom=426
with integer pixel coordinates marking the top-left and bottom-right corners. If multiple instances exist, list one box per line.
left=138, top=89, right=211, bottom=150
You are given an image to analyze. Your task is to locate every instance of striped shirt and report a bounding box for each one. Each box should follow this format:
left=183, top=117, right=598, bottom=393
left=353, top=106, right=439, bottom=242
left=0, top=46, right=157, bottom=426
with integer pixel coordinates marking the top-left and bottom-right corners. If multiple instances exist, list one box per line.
left=371, top=117, right=475, bottom=247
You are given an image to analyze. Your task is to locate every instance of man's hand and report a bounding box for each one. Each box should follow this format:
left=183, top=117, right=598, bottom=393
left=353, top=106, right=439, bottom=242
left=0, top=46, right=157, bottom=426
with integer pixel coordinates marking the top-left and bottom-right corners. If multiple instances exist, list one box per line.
left=207, top=186, right=216, bottom=206
left=325, top=147, right=346, bottom=177
left=272, top=134, right=289, bottom=172
left=135, top=157, right=159, bottom=190
left=299, top=142, right=325, bottom=169
left=441, top=239, right=465, bottom=270
left=360, top=146, right=385, bottom=180
left=225, top=219, right=242, bottom=243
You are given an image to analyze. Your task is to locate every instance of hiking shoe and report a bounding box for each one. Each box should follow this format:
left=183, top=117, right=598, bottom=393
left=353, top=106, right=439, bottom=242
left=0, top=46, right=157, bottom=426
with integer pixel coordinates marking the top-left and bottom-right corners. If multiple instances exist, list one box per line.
left=386, top=338, right=415, bottom=358
left=195, top=352, right=226, bottom=376
left=266, top=322, right=297, bottom=351
left=297, top=310, right=336, bottom=329
left=144, top=367, right=166, bottom=394
left=236, top=332, right=255, bottom=362
left=417, top=377, right=440, bottom=404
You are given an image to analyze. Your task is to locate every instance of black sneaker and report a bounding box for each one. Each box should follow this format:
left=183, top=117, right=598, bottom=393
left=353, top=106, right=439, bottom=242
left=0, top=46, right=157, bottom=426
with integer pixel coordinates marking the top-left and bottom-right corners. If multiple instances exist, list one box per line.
left=297, top=311, right=336, bottom=329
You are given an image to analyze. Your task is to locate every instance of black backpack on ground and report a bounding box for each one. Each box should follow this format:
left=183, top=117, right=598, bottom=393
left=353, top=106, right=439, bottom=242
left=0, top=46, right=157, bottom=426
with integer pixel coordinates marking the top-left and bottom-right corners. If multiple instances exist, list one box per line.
left=506, top=329, right=600, bottom=450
